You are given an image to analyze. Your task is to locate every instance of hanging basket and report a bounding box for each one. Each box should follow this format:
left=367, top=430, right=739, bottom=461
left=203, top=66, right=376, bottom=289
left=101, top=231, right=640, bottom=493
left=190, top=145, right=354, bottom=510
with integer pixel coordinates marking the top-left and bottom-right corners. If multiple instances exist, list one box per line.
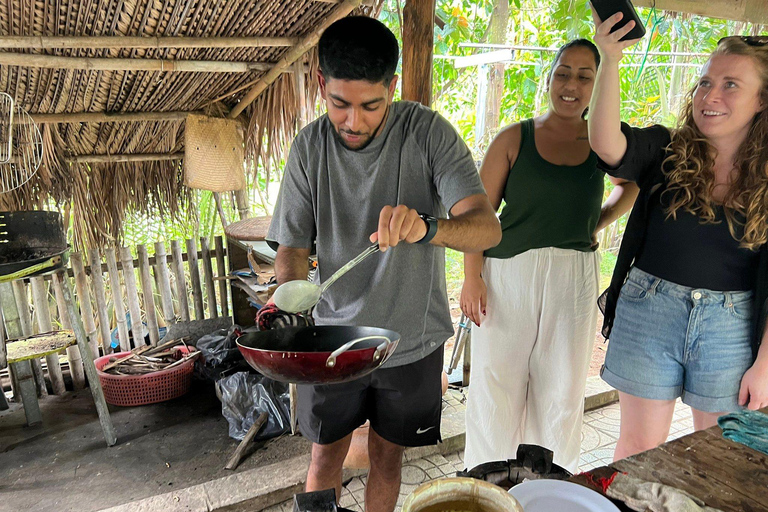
left=184, top=114, right=246, bottom=192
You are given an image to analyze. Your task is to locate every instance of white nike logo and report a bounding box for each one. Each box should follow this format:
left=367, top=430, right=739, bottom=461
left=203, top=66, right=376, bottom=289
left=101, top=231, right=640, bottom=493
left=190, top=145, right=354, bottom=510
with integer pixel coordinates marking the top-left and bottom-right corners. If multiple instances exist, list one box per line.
left=416, top=426, right=436, bottom=434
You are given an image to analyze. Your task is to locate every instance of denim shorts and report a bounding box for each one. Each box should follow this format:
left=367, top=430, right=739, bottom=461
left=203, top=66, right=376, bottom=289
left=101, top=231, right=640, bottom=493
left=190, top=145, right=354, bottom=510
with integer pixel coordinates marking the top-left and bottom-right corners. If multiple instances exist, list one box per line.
left=602, top=267, right=754, bottom=413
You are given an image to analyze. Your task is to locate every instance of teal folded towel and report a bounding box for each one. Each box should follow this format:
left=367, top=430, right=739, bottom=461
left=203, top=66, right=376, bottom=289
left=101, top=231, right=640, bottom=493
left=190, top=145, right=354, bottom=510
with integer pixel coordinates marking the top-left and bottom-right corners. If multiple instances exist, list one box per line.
left=717, top=409, right=768, bottom=455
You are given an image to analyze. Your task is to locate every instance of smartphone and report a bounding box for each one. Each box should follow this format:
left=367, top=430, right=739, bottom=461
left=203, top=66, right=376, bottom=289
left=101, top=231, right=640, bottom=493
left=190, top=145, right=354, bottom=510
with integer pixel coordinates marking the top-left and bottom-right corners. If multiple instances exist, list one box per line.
left=590, top=0, right=646, bottom=41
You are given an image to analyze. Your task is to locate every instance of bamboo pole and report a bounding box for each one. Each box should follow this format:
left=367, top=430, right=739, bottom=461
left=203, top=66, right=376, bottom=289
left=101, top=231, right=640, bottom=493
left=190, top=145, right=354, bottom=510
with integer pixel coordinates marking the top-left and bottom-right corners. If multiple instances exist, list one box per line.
left=89, top=249, right=112, bottom=354
left=71, top=252, right=100, bottom=358
left=0, top=52, right=274, bottom=73
left=51, top=272, right=86, bottom=390
left=200, top=237, right=218, bottom=319
left=153, top=242, right=176, bottom=327
left=10, top=281, right=47, bottom=397
left=137, top=245, right=160, bottom=346
left=228, top=0, right=364, bottom=118
left=0, top=35, right=297, bottom=50
left=214, top=236, right=229, bottom=318
left=120, top=247, right=145, bottom=348
left=29, top=277, right=66, bottom=395
left=33, top=111, right=198, bottom=125
left=186, top=238, right=205, bottom=321
left=65, top=153, right=183, bottom=164
left=234, top=190, right=250, bottom=220
left=59, top=279, right=117, bottom=446
left=105, top=248, right=131, bottom=352
left=171, top=241, right=191, bottom=322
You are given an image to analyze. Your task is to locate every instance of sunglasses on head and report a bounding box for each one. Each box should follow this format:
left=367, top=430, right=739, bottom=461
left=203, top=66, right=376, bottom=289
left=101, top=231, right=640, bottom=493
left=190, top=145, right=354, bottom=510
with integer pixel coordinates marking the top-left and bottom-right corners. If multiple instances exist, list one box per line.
left=718, top=35, right=768, bottom=47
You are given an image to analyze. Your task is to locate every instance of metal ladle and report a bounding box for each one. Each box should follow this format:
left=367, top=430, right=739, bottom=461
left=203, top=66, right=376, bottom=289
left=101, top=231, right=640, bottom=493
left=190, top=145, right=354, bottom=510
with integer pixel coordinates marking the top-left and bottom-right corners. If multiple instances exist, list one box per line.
left=273, top=242, right=380, bottom=313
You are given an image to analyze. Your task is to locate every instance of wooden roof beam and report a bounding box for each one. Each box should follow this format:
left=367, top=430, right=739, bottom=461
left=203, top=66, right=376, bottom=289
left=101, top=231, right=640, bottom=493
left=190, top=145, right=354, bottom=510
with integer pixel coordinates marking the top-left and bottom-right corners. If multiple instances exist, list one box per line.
left=633, top=0, right=768, bottom=24
left=314, top=0, right=375, bottom=5
left=0, top=36, right=298, bottom=50
left=228, top=0, right=364, bottom=118
left=0, top=53, right=275, bottom=73
left=31, top=110, right=200, bottom=124
left=64, top=153, right=183, bottom=164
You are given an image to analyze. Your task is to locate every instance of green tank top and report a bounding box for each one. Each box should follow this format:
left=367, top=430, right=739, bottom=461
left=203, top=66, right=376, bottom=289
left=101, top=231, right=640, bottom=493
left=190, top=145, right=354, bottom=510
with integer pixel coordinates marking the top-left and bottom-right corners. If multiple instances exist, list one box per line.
left=484, top=118, right=604, bottom=259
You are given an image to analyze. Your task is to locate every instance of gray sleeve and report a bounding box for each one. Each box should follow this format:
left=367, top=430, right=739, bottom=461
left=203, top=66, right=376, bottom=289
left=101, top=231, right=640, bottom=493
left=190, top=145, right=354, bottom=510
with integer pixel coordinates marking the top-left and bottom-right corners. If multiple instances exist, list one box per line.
left=266, top=140, right=316, bottom=248
left=424, top=113, right=486, bottom=213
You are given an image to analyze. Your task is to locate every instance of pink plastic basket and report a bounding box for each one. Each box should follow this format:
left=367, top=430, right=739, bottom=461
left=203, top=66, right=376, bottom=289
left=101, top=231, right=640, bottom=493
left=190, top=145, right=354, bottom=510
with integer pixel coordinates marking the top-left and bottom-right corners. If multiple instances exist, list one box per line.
left=95, top=346, right=196, bottom=406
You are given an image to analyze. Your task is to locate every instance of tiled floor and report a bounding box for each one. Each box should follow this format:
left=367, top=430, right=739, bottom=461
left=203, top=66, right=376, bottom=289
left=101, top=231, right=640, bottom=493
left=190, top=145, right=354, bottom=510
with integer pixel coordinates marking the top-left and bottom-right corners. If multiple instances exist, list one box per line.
left=264, top=400, right=694, bottom=511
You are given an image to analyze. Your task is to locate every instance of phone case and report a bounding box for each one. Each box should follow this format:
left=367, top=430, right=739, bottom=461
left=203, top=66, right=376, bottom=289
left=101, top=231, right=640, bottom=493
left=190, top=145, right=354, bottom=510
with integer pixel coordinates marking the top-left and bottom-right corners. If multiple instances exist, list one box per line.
left=591, top=0, right=647, bottom=41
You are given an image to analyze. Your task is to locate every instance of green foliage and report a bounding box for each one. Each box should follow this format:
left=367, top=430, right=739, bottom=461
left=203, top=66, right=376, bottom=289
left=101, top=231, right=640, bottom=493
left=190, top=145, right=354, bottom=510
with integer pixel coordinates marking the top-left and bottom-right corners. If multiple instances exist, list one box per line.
left=116, top=0, right=757, bottom=295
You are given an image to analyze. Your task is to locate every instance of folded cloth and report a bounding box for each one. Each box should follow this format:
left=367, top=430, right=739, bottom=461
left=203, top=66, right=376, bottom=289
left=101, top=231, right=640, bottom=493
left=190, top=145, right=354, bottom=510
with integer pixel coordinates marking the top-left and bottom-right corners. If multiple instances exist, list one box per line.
left=606, top=472, right=723, bottom=512
left=717, top=409, right=768, bottom=455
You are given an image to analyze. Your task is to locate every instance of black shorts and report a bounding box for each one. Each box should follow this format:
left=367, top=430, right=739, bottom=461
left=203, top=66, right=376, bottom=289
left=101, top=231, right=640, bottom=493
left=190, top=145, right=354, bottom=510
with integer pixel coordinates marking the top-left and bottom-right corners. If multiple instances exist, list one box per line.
left=297, top=347, right=444, bottom=447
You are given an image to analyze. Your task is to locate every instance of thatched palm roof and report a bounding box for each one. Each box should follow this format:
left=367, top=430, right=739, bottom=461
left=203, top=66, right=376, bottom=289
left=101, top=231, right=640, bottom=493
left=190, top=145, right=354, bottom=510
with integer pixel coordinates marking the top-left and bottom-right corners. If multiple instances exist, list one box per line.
left=0, top=0, right=380, bottom=248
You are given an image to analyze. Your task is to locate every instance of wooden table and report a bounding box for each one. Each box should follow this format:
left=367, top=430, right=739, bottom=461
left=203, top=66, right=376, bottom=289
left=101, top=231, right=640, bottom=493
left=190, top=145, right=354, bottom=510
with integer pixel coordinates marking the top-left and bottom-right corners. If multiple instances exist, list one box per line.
left=571, top=407, right=768, bottom=511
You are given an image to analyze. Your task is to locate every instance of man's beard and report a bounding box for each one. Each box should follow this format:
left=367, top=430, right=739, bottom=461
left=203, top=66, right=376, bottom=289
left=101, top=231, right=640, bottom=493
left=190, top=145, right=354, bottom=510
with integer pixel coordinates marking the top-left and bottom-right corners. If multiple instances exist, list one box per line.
left=332, top=128, right=374, bottom=151
left=331, top=105, right=390, bottom=152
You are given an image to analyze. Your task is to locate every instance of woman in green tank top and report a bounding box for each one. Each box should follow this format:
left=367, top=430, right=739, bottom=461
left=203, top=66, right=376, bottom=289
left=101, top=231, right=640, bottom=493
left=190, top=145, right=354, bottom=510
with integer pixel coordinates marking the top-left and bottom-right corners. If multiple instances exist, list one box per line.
left=461, top=39, right=639, bottom=473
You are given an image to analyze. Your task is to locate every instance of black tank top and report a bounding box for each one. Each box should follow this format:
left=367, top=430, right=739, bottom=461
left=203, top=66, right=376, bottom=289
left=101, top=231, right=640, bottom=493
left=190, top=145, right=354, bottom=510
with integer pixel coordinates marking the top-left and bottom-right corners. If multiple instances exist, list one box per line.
left=634, top=192, right=759, bottom=291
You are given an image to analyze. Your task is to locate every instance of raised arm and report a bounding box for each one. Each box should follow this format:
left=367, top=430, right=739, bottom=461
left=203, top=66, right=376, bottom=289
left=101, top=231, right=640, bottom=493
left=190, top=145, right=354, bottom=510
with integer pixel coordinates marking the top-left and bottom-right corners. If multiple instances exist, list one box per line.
left=588, top=9, right=641, bottom=166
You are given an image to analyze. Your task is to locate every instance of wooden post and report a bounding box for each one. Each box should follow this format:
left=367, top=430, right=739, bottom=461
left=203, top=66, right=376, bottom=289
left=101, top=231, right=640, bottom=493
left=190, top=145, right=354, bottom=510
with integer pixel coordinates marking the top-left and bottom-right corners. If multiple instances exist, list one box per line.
left=13, top=359, right=41, bottom=425
left=29, top=277, right=66, bottom=395
left=153, top=242, right=176, bottom=327
left=71, top=252, right=100, bottom=357
left=59, top=278, right=117, bottom=447
left=200, top=237, right=218, bottom=319
left=10, top=281, right=47, bottom=397
left=89, top=249, right=112, bottom=354
left=214, top=236, right=230, bottom=318
left=186, top=238, right=205, bottom=320
left=0, top=298, right=7, bottom=410
left=0, top=284, right=19, bottom=402
left=235, top=190, right=250, bottom=220
left=51, top=272, right=86, bottom=390
left=120, top=247, right=145, bottom=348
left=105, top=248, right=131, bottom=352
left=171, top=241, right=191, bottom=322
left=402, top=0, right=436, bottom=106
left=137, top=245, right=160, bottom=345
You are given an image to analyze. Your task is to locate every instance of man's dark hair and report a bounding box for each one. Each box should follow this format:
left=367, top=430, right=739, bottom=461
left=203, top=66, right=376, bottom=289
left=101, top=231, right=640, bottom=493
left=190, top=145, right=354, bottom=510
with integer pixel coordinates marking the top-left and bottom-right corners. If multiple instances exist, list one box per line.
left=318, top=16, right=399, bottom=85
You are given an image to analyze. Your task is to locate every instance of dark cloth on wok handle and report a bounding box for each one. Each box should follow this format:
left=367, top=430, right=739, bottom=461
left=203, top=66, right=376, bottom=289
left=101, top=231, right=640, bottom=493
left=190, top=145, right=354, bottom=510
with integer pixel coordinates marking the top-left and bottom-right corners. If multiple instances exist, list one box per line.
left=256, top=303, right=313, bottom=331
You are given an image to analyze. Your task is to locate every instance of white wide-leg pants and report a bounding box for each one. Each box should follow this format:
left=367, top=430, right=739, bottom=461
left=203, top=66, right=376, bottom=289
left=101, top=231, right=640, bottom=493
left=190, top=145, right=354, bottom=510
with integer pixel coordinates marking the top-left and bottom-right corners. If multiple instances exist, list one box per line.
left=464, top=247, right=600, bottom=473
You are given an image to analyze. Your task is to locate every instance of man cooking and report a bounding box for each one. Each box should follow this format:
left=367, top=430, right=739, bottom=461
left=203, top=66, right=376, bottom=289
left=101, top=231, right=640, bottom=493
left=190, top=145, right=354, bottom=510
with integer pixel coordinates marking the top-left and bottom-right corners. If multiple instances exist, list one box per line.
left=267, top=16, right=501, bottom=512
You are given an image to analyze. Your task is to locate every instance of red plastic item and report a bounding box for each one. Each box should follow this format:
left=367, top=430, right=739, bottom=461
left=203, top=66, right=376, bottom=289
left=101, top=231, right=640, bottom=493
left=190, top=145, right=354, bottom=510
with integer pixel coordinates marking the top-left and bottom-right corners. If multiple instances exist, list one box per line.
left=94, top=346, right=196, bottom=406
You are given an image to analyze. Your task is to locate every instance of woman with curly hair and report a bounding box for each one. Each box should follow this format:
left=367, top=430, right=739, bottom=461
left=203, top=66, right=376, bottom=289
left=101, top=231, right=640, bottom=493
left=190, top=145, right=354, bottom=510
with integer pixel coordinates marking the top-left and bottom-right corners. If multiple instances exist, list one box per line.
left=589, top=10, right=768, bottom=460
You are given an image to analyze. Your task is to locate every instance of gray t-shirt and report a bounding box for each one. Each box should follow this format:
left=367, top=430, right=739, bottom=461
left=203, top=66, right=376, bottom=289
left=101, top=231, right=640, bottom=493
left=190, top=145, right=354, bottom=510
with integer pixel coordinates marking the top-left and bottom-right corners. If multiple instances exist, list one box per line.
left=268, top=101, right=485, bottom=367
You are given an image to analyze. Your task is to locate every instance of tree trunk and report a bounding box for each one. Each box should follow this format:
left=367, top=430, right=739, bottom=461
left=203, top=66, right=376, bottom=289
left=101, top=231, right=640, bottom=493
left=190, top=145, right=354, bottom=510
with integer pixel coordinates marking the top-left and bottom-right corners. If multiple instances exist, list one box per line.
left=483, top=0, right=510, bottom=145
left=403, top=0, right=436, bottom=106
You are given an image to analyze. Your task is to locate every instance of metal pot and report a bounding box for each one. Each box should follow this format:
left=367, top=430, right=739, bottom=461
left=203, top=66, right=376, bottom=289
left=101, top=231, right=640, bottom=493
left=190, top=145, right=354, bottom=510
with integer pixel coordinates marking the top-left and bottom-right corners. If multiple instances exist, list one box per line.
left=402, top=477, right=524, bottom=512
left=0, top=211, right=69, bottom=279
left=236, top=325, right=399, bottom=384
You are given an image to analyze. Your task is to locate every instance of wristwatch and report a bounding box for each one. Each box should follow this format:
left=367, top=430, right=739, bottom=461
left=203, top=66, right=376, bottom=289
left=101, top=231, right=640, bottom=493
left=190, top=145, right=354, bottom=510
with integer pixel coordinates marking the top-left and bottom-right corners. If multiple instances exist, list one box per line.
left=417, top=213, right=439, bottom=244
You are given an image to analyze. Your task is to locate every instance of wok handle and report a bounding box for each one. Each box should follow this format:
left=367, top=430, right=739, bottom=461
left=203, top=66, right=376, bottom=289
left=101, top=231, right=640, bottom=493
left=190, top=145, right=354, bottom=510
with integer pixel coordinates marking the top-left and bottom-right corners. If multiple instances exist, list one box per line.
left=325, top=335, right=392, bottom=368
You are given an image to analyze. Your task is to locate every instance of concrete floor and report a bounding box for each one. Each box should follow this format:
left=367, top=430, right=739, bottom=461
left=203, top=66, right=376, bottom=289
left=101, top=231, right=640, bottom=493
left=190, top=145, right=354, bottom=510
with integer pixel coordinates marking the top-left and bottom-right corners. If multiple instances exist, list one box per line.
left=0, top=380, right=311, bottom=511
